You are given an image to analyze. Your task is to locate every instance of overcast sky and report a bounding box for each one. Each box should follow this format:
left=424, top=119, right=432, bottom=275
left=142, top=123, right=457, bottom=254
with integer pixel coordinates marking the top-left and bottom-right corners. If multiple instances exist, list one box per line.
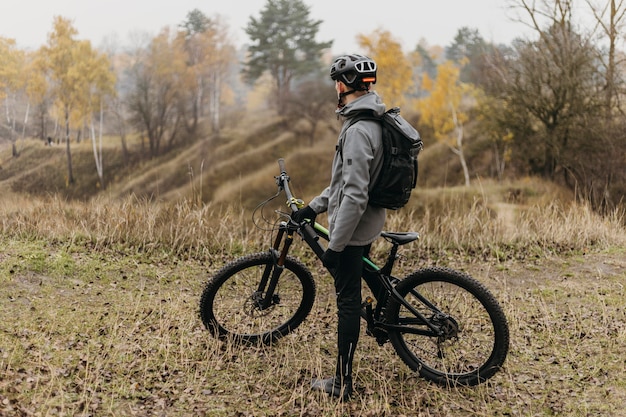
left=1, top=0, right=536, bottom=53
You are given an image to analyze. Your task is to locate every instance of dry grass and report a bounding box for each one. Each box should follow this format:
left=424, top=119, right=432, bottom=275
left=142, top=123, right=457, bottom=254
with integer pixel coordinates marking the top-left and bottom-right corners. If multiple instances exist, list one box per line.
left=0, top=194, right=259, bottom=261
left=1, top=189, right=625, bottom=416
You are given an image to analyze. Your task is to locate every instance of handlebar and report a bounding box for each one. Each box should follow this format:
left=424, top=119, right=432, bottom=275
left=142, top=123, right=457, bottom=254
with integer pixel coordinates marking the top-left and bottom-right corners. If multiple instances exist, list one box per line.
left=277, top=158, right=327, bottom=259
left=276, top=158, right=300, bottom=212
left=278, top=158, right=287, bottom=175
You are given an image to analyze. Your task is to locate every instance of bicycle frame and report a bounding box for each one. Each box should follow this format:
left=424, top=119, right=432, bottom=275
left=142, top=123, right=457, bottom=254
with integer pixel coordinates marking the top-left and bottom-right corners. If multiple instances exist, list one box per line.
left=265, top=159, right=449, bottom=338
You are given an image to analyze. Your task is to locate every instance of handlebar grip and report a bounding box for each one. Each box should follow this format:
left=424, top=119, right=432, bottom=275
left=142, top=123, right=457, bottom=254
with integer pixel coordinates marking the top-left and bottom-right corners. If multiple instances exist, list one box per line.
left=278, top=158, right=286, bottom=174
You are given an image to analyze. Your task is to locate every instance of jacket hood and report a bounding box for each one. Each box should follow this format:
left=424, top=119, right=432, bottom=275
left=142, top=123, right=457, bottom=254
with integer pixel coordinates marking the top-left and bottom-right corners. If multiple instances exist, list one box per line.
left=336, top=91, right=386, bottom=118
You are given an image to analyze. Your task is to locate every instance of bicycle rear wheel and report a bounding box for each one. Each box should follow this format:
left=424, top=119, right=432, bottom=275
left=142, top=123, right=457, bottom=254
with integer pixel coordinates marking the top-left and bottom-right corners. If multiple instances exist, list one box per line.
left=199, top=252, right=316, bottom=344
left=385, top=266, right=509, bottom=386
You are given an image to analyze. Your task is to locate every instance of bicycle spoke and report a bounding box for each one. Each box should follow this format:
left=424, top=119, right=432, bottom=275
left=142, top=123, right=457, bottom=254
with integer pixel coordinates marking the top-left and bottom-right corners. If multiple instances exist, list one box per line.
left=386, top=267, right=509, bottom=385
left=200, top=253, right=316, bottom=344
left=213, top=266, right=299, bottom=335
left=400, top=280, right=495, bottom=374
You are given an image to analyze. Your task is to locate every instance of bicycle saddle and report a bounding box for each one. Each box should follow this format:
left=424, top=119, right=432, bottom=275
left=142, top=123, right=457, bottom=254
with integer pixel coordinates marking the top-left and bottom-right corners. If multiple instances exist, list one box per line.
left=381, top=231, right=420, bottom=245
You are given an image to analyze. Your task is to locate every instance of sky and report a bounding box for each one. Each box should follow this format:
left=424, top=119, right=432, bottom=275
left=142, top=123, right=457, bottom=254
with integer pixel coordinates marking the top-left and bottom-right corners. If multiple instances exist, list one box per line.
left=0, top=0, right=535, bottom=53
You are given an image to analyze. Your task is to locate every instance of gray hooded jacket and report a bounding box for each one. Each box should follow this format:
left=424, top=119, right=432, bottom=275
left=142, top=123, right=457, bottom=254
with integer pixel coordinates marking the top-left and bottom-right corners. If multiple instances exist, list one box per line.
left=309, top=91, right=387, bottom=252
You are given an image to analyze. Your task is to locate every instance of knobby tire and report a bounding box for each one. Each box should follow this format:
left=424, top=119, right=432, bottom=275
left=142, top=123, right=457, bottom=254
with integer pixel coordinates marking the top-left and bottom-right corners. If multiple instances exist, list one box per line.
left=385, top=266, right=509, bottom=386
left=199, top=252, right=316, bottom=344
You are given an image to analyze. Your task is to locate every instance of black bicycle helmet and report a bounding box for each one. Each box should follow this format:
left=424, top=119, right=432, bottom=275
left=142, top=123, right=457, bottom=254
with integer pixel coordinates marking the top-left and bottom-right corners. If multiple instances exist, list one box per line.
left=330, top=54, right=377, bottom=90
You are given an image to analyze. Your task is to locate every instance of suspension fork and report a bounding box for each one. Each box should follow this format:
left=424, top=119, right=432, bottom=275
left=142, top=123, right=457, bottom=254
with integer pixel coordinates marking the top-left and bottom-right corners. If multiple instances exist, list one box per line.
left=257, top=222, right=295, bottom=310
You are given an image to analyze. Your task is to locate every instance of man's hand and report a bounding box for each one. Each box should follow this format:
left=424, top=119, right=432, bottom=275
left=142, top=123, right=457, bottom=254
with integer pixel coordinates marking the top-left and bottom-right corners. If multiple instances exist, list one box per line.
left=292, top=205, right=317, bottom=223
left=321, top=248, right=341, bottom=270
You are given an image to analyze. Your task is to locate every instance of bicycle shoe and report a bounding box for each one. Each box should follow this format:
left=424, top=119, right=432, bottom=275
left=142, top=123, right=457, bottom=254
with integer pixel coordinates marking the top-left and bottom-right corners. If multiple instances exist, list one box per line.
left=311, top=377, right=352, bottom=401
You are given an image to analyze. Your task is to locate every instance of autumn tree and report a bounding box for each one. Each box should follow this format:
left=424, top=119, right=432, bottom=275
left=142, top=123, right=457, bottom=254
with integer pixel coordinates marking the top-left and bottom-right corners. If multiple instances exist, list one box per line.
left=25, top=50, right=50, bottom=142
left=83, top=46, right=116, bottom=189
left=39, top=17, right=79, bottom=184
left=0, top=37, right=27, bottom=156
left=418, top=60, right=473, bottom=186
left=505, top=0, right=601, bottom=180
left=494, top=0, right=621, bottom=209
left=39, top=17, right=115, bottom=185
left=357, top=29, right=414, bottom=107
left=180, top=9, right=236, bottom=134
left=244, top=0, right=332, bottom=113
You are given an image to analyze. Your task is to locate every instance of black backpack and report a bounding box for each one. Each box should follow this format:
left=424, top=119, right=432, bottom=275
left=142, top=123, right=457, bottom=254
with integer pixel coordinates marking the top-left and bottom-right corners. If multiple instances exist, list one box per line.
left=345, top=107, right=423, bottom=210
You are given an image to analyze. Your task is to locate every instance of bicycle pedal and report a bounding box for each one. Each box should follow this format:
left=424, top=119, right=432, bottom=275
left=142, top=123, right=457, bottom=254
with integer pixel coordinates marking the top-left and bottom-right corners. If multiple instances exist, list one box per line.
left=360, top=297, right=374, bottom=321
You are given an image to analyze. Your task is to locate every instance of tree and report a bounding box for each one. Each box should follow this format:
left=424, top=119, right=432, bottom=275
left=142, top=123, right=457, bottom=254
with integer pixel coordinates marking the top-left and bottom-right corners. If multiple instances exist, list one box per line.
left=357, top=29, right=414, bottom=107
left=25, top=50, right=50, bottom=142
left=492, top=0, right=623, bottom=209
left=83, top=46, right=116, bottom=189
left=584, top=0, right=626, bottom=210
left=585, top=0, right=626, bottom=118
left=180, top=10, right=236, bottom=134
left=100, top=39, right=130, bottom=165
left=445, top=27, right=489, bottom=84
left=418, top=61, right=473, bottom=186
left=127, top=27, right=187, bottom=157
left=244, top=0, right=332, bottom=113
left=0, top=37, right=26, bottom=157
left=501, top=1, right=601, bottom=179
left=285, top=76, right=335, bottom=146
left=415, top=43, right=438, bottom=81
left=475, top=91, right=515, bottom=181
left=411, top=42, right=438, bottom=99
left=38, top=16, right=115, bottom=184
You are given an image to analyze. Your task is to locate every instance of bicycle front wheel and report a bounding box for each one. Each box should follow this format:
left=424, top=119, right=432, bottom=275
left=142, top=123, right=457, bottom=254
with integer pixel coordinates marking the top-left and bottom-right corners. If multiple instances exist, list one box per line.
left=385, top=266, right=509, bottom=386
left=199, top=252, right=316, bottom=344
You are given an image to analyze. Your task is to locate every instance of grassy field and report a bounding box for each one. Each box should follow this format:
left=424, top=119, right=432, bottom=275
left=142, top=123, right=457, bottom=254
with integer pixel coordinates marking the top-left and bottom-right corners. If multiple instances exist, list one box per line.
left=1, top=190, right=625, bottom=416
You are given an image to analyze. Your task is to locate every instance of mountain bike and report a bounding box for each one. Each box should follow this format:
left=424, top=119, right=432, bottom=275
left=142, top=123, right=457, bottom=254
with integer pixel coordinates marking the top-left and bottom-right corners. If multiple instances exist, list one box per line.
left=199, top=159, right=509, bottom=386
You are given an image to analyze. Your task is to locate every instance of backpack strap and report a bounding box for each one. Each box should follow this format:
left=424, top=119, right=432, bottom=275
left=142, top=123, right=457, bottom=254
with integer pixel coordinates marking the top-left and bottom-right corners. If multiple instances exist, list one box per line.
left=337, top=110, right=381, bottom=159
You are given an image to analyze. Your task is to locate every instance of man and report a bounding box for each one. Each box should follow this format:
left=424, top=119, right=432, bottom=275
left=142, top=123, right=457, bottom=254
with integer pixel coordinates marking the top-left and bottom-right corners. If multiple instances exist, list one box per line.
left=292, top=54, right=386, bottom=400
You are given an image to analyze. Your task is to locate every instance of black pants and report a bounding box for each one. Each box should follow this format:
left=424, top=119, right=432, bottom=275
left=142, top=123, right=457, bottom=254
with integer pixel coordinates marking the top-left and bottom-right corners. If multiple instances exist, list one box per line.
left=333, top=244, right=370, bottom=382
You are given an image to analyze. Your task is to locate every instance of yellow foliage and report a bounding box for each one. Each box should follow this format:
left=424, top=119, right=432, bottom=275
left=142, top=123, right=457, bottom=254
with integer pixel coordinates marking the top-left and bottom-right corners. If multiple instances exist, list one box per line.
left=356, top=28, right=413, bottom=107
left=0, top=37, right=25, bottom=100
left=39, top=16, right=116, bottom=130
left=151, top=28, right=187, bottom=80
left=417, top=60, right=471, bottom=145
left=179, top=15, right=235, bottom=113
left=26, top=51, right=48, bottom=103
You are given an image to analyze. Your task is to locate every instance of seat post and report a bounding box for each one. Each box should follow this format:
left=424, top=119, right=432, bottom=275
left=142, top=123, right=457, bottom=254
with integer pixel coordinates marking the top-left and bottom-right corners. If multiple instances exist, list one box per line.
left=381, top=243, right=400, bottom=276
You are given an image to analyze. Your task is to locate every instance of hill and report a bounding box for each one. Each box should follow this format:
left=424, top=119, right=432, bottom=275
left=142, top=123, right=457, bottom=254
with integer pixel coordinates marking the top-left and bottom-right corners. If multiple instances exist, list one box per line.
left=1, top=109, right=563, bottom=215
left=2, top=110, right=588, bottom=247
left=0, top=110, right=343, bottom=206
